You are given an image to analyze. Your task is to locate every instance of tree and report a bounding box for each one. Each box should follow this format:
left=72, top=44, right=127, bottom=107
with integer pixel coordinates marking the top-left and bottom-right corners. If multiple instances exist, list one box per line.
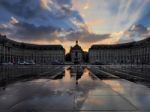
left=65, top=53, right=71, bottom=62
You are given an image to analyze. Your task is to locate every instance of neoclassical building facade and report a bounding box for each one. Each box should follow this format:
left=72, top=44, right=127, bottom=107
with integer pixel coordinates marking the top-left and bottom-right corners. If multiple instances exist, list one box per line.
left=70, top=41, right=83, bottom=64
left=1, top=34, right=150, bottom=65
left=89, top=37, right=150, bottom=65
left=0, top=34, right=65, bottom=64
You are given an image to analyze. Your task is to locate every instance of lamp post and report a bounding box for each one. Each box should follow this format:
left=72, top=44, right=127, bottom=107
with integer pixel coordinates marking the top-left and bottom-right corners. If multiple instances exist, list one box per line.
left=130, top=48, right=132, bottom=69
left=141, top=47, right=144, bottom=72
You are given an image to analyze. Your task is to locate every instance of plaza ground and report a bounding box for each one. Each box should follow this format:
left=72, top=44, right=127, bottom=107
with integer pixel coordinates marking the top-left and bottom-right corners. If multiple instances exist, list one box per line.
left=0, top=65, right=150, bottom=112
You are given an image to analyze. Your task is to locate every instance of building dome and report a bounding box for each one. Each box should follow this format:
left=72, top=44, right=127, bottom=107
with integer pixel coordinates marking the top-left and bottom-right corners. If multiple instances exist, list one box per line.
left=71, top=41, right=82, bottom=51
left=70, top=40, right=83, bottom=64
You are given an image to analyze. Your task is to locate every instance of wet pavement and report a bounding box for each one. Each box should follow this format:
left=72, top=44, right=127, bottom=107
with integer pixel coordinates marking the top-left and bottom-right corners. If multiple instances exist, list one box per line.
left=0, top=65, right=150, bottom=112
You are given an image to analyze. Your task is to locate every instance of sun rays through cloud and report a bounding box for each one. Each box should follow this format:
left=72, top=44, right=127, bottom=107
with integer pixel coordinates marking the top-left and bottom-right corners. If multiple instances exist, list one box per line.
left=0, top=0, right=150, bottom=52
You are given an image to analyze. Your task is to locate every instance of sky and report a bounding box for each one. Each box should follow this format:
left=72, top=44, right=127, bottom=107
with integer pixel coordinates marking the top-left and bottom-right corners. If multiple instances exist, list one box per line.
left=0, top=0, right=150, bottom=52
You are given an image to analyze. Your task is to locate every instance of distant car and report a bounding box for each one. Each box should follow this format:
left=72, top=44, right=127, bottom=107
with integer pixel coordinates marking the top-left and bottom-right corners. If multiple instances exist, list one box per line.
left=18, top=61, right=35, bottom=65
left=51, top=61, right=64, bottom=65
left=17, top=61, right=26, bottom=65
left=1, top=62, right=13, bottom=65
left=92, top=61, right=103, bottom=65
left=27, top=60, right=36, bottom=65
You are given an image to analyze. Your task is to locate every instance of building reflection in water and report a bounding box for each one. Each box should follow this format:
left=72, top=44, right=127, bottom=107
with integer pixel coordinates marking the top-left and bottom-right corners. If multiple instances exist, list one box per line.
left=0, top=65, right=64, bottom=87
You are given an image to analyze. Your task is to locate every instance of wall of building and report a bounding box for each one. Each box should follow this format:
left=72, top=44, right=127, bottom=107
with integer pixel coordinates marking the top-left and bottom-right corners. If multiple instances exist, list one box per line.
left=0, top=35, right=65, bottom=64
left=89, top=38, right=150, bottom=65
left=71, top=50, right=83, bottom=63
left=70, top=41, right=84, bottom=64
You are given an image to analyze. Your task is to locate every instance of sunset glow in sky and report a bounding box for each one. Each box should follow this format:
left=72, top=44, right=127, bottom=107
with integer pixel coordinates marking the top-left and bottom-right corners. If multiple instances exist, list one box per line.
left=0, top=0, right=150, bottom=52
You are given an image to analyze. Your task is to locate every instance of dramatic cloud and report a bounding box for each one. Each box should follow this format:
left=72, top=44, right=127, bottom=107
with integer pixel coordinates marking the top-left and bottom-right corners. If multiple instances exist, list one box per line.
left=0, top=0, right=150, bottom=52
left=0, top=0, right=85, bottom=30
left=59, top=31, right=111, bottom=43
left=118, top=24, right=150, bottom=43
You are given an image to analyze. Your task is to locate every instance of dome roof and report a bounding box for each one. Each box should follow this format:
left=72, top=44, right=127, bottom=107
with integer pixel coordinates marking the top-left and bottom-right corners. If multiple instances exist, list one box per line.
left=72, top=44, right=82, bottom=50
left=71, top=40, right=83, bottom=51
